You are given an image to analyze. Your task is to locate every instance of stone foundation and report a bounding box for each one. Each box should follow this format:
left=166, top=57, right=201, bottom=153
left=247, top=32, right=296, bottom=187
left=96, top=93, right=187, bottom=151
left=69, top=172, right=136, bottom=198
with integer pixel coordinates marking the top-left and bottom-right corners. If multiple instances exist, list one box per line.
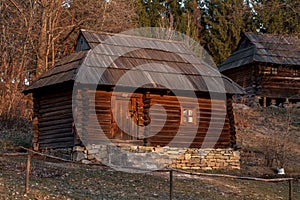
left=72, top=145, right=240, bottom=170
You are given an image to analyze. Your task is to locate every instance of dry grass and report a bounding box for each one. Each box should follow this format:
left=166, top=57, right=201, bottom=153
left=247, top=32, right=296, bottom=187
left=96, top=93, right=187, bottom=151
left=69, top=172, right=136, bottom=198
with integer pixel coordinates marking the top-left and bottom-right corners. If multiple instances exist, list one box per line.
left=0, top=156, right=299, bottom=200
left=235, top=107, right=300, bottom=174
left=0, top=107, right=300, bottom=199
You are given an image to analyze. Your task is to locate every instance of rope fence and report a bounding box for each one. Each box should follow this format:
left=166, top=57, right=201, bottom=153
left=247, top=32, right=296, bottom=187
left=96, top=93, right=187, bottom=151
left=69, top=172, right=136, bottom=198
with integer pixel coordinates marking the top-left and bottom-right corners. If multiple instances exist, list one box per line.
left=0, top=147, right=295, bottom=200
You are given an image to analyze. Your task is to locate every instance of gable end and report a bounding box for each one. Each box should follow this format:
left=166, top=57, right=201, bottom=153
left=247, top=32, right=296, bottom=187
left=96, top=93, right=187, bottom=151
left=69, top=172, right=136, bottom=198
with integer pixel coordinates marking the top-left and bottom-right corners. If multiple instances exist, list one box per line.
left=75, top=34, right=91, bottom=52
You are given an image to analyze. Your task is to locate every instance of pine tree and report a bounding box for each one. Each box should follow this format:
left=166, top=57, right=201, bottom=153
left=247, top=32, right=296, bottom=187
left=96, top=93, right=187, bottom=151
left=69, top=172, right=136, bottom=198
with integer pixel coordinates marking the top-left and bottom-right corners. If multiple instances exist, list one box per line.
left=201, top=0, right=257, bottom=65
left=137, top=0, right=202, bottom=42
left=137, top=0, right=165, bottom=27
left=253, top=0, right=300, bottom=34
left=180, top=0, right=203, bottom=41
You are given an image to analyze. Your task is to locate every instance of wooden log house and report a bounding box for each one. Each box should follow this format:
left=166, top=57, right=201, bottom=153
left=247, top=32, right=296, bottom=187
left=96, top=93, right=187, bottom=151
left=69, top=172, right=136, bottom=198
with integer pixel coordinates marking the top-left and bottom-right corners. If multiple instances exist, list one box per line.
left=219, top=32, right=300, bottom=107
left=24, top=30, right=244, bottom=169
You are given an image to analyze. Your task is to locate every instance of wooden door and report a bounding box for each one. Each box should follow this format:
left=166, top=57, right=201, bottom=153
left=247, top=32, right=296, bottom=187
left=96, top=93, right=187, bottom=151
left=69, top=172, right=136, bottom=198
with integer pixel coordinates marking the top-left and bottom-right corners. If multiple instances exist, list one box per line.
left=112, top=94, right=143, bottom=140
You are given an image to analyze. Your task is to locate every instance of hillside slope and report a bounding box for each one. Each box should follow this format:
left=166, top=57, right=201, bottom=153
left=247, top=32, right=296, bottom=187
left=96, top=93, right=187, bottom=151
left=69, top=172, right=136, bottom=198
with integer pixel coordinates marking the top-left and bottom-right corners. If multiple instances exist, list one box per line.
left=234, top=106, right=300, bottom=175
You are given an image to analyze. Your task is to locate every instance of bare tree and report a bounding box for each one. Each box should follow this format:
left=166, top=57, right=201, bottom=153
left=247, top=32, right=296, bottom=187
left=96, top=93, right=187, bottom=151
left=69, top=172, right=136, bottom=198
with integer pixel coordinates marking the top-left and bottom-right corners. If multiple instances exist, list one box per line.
left=0, top=0, right=139, bottom=124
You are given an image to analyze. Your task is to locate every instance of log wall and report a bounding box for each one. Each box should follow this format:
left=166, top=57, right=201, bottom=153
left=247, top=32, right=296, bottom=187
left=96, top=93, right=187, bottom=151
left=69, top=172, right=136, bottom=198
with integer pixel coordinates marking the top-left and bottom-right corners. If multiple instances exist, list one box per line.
left=34, top=87, right=235, bottom=150
left=35, top=86, right=74, bottom=149
left=74, top=89, right=113, bottom=145
left=74, top=90, right=144, bottom=145
left=148, top=94, right=231, bottom=148
left=74, top=90, right=233, bottom=149
left=222, top=65, right=258, bottom=104
left=259, top=65, right=300, bottom=99
left=222, top=64, right=300, bottom=106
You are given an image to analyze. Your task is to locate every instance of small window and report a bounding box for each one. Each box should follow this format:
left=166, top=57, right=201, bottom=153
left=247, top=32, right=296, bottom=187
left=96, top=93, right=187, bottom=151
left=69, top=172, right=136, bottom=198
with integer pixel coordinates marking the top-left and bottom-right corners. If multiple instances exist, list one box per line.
left=261, top=67, right=271, bottom=75
left=271, top=67, right=277, bottom=75
left=181, top=107, right=196, bottom=124
left=293, top=69, right=298, bottom=76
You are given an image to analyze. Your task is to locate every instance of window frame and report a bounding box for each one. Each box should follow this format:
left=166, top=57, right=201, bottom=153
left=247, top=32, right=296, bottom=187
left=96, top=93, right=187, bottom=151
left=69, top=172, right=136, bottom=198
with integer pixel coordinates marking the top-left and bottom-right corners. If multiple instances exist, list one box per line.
left=271, top=67, right=278, bottom=75
left=181, top=106, right=197, bottom=125
left=293, top=69, right=298, bottom=76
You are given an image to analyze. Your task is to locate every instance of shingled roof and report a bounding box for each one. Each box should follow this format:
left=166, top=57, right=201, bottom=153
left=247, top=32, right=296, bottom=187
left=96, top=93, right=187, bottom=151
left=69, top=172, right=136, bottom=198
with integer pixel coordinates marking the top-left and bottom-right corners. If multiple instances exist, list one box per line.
left=219, top=32, right=300, bottom=72
left=24, top=30, right=244, bottom=95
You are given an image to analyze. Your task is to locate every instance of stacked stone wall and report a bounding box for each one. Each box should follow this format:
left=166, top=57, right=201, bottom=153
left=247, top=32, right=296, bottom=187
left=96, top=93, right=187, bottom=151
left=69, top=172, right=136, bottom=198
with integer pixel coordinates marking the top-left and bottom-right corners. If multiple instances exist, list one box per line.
left=72, top=145, right=240, bottom=170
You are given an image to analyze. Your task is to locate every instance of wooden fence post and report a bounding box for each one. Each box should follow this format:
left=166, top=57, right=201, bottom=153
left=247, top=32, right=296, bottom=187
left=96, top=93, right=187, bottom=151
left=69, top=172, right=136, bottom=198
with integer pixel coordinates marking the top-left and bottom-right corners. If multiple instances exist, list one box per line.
left=289, top=179, right=293, bottom=200
left=25, top=152, right=31, bottom=194
left=169, top=169, right=173, bottom=200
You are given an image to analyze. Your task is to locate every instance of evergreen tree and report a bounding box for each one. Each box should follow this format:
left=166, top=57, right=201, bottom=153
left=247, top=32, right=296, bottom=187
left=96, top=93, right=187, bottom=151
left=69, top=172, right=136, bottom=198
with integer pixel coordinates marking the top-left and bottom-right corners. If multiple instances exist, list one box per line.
left=137, top=0, right=165, bottom=27
left=179, top=0, right=203, bottom=41
left=137, top=0, right=202, bottom=42
left=253, top=0, right=300, bottom=34
left=200, top=0, right=257, bottom=65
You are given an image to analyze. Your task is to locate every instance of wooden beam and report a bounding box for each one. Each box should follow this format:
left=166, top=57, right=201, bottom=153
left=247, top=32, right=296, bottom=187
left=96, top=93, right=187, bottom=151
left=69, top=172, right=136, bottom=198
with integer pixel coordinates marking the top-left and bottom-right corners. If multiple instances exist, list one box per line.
left=263, top=97, right=267, bottom=108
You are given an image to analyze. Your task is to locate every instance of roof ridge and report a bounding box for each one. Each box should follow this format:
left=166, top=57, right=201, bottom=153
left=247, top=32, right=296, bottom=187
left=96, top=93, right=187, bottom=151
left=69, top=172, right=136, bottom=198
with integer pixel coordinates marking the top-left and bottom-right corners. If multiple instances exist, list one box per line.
left=80, top=29, right=188, bottom=44
left=244, top=32, right=299, bottom=39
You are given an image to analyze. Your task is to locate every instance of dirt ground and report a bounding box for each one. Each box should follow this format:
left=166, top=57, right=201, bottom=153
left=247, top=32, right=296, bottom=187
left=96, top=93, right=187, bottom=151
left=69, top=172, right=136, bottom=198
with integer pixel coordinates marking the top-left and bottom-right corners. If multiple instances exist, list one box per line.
left=0, top=107, right=300, bottom=199
left=0, top=156, right=299, bottom=200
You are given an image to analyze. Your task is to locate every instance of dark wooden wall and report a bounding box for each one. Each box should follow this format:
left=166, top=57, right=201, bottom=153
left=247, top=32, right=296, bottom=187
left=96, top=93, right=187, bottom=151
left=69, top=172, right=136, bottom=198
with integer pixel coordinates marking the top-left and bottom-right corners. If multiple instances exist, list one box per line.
left=259, top=65, right=300, bottom=99
left=222, top=65, right=259, bottom=99
left=34, top=87, right=235, bottom=149
left=75, top=90, right=144, bottom=145
left=34, top=85, right=74, bottom=149
left=77, top=89, right=233, bottom=148
left=148, top=94, right=231, bottom=148
left=222, top=64, right=300, bottom=106
left=74, top=89, right=113, bottom=145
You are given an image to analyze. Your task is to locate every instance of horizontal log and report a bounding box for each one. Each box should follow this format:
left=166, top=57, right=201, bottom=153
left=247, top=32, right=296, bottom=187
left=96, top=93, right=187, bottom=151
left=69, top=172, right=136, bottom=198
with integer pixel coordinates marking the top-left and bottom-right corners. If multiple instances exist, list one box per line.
left=75, top=122, right=112, bottom=128
left=149, top=121, right=230, bottom=129
left=79, top=123, right=111, bottom=129
left=148, top=129, right=229, bottom=136
left=39, top=89, right=72, bottom=99
left=148, top=112, right=228, bottom=121
left=39, top=132, right=74, bottom=140
left=148, top=136, right=230, bottom=144
left=82, top=130, right=112, bottom=136
left=89, top=90, right=113, bottom=95
left=39, top=141, right=74, bottom=149
left=94, top=101, right=112, bottom=106
left=84, top=130, right=112, bottom=136
left=150, top=102, right=227, bottom=110
left=39, top=136, right=75, bottom=145
left=39, top=118, right=73, bottom=128
left=39, top=123, right=72, bottom=132
left=149, top=130, right=230, bottom=136
left=40, top=110, right=72, bottom=118
left=151, top=96, right=226, bottom=104
left=81, top=113, right=111, bottom=119
left=39, top=100, right=72, bottom=110
left=149, top=105, right=226, bottom=113
left=79, top=119, right=111, bottom=125
left=39, top=104, right=72, bottom=114
left=150, top=116, right=181, bottom=121
left=39, top=113, right=73, bottom=123
left=149, top=109, right=181, bottom=114
left=40, top=127, right=72, bottom=135
left=149, top=119, right=181, bottom=123
left=75, top=99, right=112, bottom=105
left=40, top=96, right=72, bottom=106
left=149, top=125, right=229, bottom=131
